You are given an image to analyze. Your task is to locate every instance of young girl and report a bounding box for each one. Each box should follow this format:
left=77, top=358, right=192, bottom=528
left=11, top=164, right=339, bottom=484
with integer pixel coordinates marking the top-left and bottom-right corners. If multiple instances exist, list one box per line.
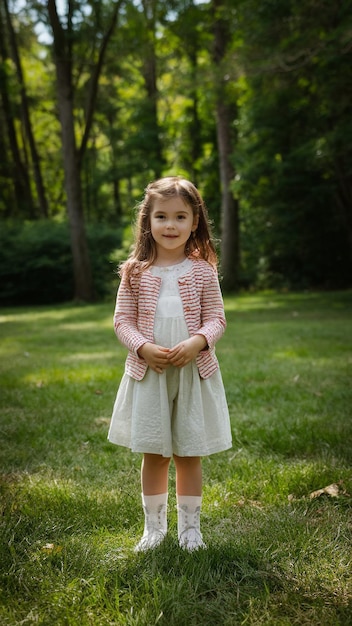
left=108, top=176, right=232, bottom=552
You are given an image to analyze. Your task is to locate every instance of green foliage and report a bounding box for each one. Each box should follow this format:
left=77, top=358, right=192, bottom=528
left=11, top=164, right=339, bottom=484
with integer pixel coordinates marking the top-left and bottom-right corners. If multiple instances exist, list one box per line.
left=0, top=221, right=122, bottom=305
left=0, top=292, right=351, bottom=624
left=234, top=0, right=352, bottom=289
left=1, top=0, right=352, bottom=291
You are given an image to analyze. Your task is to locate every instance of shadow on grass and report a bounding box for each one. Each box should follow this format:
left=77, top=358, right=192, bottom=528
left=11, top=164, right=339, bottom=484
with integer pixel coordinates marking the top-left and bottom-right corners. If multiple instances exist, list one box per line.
left=0, top=304, right=114, bottom=351
left=102, top=494, right=351, bottom=624
left=122, top=538, right=351, bottom=625
left=224, top=289, right=352, bottom=319
left=1, top=466, right=351, bottom=625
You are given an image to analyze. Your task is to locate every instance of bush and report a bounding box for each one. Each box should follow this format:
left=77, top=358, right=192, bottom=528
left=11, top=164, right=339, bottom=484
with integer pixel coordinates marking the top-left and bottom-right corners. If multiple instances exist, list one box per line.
left=0, top=221, right=122, bottom=305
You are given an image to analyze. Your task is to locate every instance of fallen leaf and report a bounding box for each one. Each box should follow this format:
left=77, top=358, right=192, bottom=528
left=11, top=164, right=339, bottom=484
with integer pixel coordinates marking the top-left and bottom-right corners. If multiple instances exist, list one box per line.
left=309, top=483, right=340, bottom=499
left=288, top=480, right=350, bottom=502
left=41, top=543, right=63, bottom=555
left=235, top=498, right=263, bottom=509
left=94, top=417, right=110, bottom=426
left=248, top=499, right=264, bottom=509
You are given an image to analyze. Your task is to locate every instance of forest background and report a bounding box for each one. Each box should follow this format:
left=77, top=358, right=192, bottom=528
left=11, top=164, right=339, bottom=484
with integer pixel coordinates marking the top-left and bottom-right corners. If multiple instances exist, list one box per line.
left=1, top=0, right=352, bottom=304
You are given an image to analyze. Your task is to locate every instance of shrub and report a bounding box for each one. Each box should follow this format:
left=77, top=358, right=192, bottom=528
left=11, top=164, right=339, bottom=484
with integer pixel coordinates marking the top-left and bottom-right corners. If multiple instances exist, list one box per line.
left=0, top=221, right=122, bottom=305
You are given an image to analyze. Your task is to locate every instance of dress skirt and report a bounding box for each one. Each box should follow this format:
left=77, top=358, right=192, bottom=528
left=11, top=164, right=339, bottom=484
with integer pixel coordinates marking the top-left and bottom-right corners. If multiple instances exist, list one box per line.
left=108, top=312, right=232, bottom=459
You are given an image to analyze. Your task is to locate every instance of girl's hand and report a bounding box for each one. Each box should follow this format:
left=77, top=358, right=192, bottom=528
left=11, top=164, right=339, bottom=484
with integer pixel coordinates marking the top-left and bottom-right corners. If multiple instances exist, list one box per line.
left=138, top=342, right=170, bottom=374
left=167, top=335, right=207, bottom=368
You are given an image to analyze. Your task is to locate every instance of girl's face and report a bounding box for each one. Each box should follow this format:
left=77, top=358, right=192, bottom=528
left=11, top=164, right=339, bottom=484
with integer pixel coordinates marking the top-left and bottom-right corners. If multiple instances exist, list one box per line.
left=150, top=197, right=198, bottom=262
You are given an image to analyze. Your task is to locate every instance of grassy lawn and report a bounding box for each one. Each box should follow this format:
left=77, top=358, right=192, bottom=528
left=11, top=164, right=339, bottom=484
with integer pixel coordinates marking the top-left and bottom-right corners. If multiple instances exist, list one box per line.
left=0, top=291, right=351, bottom=625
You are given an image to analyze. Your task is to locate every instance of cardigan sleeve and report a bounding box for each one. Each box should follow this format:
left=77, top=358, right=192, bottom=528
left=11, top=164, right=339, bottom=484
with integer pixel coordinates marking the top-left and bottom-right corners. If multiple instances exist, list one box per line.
left=113, top=273, right=149, bottom=355
left=196, top=267, right=226, bottom=349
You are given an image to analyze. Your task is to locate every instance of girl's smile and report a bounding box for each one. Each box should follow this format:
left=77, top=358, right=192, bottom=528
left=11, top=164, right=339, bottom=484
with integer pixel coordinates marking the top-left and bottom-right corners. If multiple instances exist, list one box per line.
left=150, top=197, right=198, bottom=262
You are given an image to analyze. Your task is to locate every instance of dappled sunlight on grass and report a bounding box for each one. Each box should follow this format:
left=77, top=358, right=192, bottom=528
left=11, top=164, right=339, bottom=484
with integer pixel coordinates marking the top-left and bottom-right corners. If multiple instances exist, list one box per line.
left=273, top=347, right=310, bottom=359
left=60, top=320, right=112, bottom=331
left=61, top=351, right=119, bottom=362
left=0, top=301, right=112, bottom=318
left=224, top=290, right=352, bottom=322
left=0, top=292, right=351, bottom=625
left=223, top=292, right=299, bottom=312
left=22, top=367, right=115, bottom=386
left=203, top=450, right=350, bottom=508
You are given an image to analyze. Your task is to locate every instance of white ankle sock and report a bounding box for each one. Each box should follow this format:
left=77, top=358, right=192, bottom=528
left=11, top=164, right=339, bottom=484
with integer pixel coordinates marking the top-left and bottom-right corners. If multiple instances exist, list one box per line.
left=135, top=492, right=168, bottom=552
left=176, top=495, right=206, bottom=551
left=142, top=492, right=168, bottom=514
left=176, top=495, right=202, bottom=514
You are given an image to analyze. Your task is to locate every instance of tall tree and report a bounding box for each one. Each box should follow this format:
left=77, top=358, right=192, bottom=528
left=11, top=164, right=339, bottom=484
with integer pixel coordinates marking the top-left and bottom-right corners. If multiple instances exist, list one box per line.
left=140, top=0, right=164, bottom=177
left=211, top=0, right=239, bottom=291
left=4, top=0, right=49, bottom=218
left=0, top=2, right=35, bottom=217
left=47, top=0, right=121, bottom=301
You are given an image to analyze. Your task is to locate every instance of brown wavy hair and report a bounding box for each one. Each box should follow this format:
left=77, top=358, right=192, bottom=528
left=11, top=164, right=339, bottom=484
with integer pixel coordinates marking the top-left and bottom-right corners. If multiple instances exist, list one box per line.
left=120, top=176, right=218, bottom=278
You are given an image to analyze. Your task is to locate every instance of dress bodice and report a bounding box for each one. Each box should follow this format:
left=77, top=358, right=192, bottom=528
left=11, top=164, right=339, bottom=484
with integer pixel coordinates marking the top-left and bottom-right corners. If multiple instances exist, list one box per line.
left=151, top=259, right=192, bottom=318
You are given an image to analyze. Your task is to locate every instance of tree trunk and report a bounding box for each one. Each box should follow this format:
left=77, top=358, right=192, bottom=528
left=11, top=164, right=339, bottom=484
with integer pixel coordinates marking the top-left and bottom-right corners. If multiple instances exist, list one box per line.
left=189, top=51, right=201, bottom=186
left=141, top=0, right=163, bottom=178
left=212, top=0, right=239, bottom=291
left=47, top=0, right=94, bottom=301
left=57, top=65, right=94, bottom=301
left=4, top=0, right=49, bottom=218
left=0, top=4, right=35, bottom=217
left=216, top=99, right=239, bottom=291
left=112, top=164, right=122, bottom=219
left=47, top=0, right=121, bottom=301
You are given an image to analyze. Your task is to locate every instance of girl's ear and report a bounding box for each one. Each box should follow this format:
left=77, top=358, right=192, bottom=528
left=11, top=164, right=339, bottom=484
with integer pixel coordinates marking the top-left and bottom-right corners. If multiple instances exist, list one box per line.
left=192, top=214, right=199, bottom=231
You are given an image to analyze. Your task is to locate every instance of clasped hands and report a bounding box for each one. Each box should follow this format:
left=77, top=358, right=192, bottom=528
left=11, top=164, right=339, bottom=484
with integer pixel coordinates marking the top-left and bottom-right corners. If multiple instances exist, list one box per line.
left=137, top=335, right=207, bottom=374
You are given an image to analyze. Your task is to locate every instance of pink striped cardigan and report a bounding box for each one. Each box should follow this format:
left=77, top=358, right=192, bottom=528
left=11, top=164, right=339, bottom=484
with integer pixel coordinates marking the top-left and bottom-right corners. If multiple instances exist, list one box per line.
left=113, top=258, right=227, bottom=380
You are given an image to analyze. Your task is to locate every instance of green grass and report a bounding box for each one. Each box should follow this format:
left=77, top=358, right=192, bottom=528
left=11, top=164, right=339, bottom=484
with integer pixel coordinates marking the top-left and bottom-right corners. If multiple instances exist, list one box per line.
left=0, top=291, right=351, bottom=625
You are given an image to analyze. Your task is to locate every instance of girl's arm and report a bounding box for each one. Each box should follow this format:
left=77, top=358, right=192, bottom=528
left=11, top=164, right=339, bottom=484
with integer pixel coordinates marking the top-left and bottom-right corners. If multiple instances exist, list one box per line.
left=168, top=266, right=226, bottom=367
left=114, top=274, right=170, bottom=373
left=113, top=274, right=149, bottom=355
left=196, top=268, right=226, bottom=349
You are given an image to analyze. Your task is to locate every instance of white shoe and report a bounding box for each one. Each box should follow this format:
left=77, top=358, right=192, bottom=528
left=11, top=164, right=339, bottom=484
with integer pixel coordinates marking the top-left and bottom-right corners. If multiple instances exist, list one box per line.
left=179, top=527, right=206, bottom=551
left=177, top=495, right=206, bottom=552
left=134, top=493, right=168, bottom=553
left=134, top=528, right=166, bottom=552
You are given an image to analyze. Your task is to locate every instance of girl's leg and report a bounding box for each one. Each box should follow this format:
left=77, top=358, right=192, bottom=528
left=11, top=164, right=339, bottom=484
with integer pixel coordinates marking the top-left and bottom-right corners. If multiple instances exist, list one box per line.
left=173, top=455, right=206, bottom=551
left=173, top=455, right=202, bottom=495
left=141, top=453, right=170, bottom=495
left=135, top=453, right=170, bottom=552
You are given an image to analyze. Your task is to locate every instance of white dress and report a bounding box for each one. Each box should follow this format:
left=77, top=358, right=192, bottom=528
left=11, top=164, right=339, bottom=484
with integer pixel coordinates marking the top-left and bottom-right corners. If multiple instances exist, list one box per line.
left=108, top=259, right=232, bottom=458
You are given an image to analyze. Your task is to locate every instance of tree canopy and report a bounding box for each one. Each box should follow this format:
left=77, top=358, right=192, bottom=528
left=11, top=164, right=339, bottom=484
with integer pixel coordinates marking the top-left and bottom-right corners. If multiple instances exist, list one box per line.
left=1, top=0, right=351, bottom=299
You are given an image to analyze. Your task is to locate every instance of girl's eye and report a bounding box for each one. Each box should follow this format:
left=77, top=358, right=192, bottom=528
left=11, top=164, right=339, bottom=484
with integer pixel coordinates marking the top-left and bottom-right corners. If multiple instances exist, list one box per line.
left=153, top=213, right=188, bottom=220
